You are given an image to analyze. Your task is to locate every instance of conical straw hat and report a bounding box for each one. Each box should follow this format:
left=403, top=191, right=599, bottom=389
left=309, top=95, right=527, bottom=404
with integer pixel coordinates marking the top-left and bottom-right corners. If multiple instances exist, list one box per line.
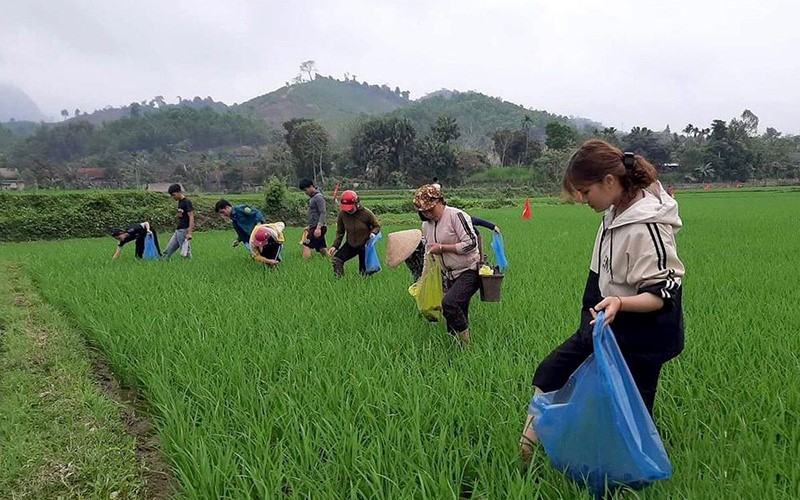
left=386, top=229, right=423, bottom=267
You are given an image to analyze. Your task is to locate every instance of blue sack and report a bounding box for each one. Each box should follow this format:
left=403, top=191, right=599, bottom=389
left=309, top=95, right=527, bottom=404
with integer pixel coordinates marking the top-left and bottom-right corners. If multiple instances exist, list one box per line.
left=364, top=232, right=382, bottom=273
left=143, top=233, right=159, bottom=261
left=491, top=232, right=508, bottom=271
left=529, top=312, right=672, bottom=497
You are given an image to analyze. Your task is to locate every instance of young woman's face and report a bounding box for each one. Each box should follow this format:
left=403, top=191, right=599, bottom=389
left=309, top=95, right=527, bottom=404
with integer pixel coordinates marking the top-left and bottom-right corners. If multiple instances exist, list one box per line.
left=575, top=175, right=620, bottom=212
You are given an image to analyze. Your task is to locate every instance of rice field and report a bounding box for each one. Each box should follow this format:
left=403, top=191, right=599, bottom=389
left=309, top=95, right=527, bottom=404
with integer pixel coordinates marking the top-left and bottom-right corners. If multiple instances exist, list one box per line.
left=1, top=189, right=798, bottom=498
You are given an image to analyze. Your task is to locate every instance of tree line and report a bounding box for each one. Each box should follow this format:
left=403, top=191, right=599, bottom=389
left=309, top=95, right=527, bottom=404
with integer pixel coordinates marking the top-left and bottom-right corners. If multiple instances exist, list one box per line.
left=1, top=105, right=798, bottom=190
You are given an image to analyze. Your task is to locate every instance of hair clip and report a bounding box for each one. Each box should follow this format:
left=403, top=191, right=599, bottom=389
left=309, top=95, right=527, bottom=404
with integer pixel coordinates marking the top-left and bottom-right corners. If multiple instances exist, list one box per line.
left=623, top=152, right=636, bottom=169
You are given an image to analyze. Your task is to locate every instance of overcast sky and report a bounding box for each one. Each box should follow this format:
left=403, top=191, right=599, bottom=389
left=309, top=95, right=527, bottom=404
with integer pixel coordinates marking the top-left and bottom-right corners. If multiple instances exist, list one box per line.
left=2, top=0, right=798, bottom=133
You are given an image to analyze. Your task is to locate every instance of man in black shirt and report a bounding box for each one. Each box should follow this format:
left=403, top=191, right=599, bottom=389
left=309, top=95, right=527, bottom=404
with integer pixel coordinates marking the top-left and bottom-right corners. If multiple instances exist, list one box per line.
left=110, top=221, right=161, bottom=259
left=162, top=184, right=195, bottom=259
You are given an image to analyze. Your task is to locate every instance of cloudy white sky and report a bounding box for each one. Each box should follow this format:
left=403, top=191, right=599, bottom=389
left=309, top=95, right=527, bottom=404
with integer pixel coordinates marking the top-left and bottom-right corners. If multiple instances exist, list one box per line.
left=2, top=0, right=798, bottom=133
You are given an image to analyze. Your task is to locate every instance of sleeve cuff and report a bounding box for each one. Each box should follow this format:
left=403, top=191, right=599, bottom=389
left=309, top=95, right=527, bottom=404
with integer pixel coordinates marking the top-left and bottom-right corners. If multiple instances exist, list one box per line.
left=638, top=281, right=680, bottom=309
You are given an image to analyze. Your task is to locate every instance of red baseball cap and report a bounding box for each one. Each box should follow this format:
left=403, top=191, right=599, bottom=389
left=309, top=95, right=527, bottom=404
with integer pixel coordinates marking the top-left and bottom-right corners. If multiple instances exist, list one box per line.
left=253, top=227, right=269, bottom=247
left=340, top=190, right=358, bottom=210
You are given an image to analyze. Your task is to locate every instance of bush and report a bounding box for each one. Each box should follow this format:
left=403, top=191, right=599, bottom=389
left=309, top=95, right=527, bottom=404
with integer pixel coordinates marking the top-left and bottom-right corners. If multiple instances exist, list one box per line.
left=0, top=191, right=269, bottom=242
left=0, top=189, right=517, bottom=242
left=263, top=177, right=286, bottom=216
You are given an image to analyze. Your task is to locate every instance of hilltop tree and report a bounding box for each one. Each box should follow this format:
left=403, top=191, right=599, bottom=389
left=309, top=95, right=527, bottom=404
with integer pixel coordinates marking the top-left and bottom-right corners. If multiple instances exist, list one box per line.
left=61, top=109, right=69, bottom=120
left=300, top=60, right=317, bottom=81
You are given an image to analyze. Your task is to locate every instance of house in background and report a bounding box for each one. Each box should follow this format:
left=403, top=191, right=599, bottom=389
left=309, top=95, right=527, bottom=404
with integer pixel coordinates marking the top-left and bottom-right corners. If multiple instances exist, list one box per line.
left=0, top=168, right=25, bottom=190
left=75, top=167, right=113, bottom=188
left=146, top=182, right=174, bottom=193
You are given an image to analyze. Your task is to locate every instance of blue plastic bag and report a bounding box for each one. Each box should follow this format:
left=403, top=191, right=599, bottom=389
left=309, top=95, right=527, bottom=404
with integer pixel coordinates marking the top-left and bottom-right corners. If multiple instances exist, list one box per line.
left=491, top=232, right=508, bottom=271
left=365, top=232, right=382, bottom=273
left=529, top=312, right=672, bottom=497
left=143, top=233, right=159, bottom=261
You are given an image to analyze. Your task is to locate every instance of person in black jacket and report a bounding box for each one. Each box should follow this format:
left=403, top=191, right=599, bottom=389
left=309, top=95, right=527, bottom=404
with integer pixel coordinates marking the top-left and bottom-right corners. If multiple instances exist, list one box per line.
left=110, top=221, right=161, bottom=259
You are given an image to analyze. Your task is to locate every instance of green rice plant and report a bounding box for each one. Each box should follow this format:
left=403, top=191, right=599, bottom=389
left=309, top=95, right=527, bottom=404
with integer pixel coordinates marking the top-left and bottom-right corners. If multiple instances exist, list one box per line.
left=0, top=190, right=798, bottom=498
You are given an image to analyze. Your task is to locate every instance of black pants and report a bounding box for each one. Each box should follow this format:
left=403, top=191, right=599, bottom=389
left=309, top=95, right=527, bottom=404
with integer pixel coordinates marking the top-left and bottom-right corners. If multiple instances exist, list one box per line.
left=258, top=241, right=283, bottom=261
left=333, top=243, right=366, bottom=277
left=532, top=329, right=664, bottom=415
left=133, top=228, right=161, bottom=259
left=303, top=225, right=327, bottom=251
left=405, top=243, right=425, bottom=283
left=442, top=270, right=481, bottom=335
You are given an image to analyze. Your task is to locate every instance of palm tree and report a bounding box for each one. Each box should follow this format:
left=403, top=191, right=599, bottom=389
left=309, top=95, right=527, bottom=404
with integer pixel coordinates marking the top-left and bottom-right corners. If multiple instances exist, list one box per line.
left=695, top=162, right=716, bottom=181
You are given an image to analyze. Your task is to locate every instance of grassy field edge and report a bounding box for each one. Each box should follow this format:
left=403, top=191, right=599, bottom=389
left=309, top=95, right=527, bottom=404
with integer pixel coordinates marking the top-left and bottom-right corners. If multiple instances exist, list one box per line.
left=0, top=260, right=174, bottom=499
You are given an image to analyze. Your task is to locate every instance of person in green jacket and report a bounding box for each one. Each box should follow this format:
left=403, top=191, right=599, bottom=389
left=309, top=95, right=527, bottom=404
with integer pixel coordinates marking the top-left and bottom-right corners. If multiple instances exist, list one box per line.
left=215, top=199, right=266, bottom=250
left=328, top=190, right=381, bottom=277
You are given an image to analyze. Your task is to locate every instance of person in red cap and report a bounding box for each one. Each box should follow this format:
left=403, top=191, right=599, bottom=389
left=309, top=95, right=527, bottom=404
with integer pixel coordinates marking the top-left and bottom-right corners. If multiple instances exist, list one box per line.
left=328, top=190, right=381, bottom=277
left=248, top=222, right=286, bottom=266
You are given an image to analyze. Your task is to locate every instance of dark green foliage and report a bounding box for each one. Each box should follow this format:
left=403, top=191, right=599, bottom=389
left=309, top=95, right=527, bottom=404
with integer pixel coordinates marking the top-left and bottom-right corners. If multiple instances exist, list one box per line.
left=491, top=129, right=542, bottom=166
left=263, top=177, right=286, bottom=216
left=391, top=92, right=574, bottom=149
left=545, top=122, right=578, bottom=151
left=0, top=191, right=273, bottom=242
left=282, top=119, right=331, bottom=182
left=10, top=108, right=272, bottom=168
left=0, top=189, right=516, bottom=242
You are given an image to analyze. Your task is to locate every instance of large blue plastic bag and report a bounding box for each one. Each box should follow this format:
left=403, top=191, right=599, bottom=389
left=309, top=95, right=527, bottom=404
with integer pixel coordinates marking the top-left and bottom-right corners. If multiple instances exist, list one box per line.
left=529, top=312, right=672, bottom=496
left=143, top=233, right=159, bottom=260
left=365, top=232, right=382, bottom=273
left=491, top=233, right=508, bottom=271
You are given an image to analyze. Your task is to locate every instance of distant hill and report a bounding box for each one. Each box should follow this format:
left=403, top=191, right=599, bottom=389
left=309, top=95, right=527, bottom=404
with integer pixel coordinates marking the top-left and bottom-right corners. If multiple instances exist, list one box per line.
left=235, top=76, right=411, bottom=133
left=388, top=91, right=590, bottom=149
left=420, top=88, right=456, bottom=100
left=44, top=78, right=603, bottom=153
left=0, top=83, right=45, bottom=122
left=66, top=96, right=229, bottom=126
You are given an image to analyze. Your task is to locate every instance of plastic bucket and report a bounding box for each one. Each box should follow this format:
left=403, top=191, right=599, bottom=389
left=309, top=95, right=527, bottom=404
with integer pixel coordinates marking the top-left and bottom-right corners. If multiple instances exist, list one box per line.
left=480, top=273, right=504, bottom=302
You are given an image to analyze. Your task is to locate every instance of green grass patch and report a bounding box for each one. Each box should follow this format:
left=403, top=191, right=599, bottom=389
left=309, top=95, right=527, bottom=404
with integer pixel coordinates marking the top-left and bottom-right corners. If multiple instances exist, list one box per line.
left=0, top=262, right=147, bottom=498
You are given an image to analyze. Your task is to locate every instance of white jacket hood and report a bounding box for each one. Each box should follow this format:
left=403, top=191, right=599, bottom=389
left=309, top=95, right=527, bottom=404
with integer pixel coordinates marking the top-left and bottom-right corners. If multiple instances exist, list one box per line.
left=605, top=181, right=682, bottom=232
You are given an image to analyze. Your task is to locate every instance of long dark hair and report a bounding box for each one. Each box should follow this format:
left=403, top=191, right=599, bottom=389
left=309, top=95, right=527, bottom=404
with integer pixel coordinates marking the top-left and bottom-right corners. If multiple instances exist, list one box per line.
left=563, top=139, right=658, bottom=204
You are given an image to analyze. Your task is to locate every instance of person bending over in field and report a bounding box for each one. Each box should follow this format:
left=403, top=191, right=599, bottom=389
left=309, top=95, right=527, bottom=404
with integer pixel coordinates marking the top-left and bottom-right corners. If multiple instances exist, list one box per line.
left=215, top=199, right=266, bottom=251
left=519, top=140, right=686, bottom=466
left=249, top=222, right=285, bottom=267
left=412, top=184, right=484, bottom=345
left=328, top=190, right=381, bottom=277
left=110, top=221, right=160, bottom=259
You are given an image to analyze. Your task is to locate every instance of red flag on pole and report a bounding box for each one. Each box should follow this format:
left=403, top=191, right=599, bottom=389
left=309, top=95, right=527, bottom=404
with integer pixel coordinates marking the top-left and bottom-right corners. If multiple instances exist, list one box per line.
left=332, top=181, right=341, bottom=201
left=704, top=183, right=711, bottom=191
left=522, top=197, right=532, bottom=220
